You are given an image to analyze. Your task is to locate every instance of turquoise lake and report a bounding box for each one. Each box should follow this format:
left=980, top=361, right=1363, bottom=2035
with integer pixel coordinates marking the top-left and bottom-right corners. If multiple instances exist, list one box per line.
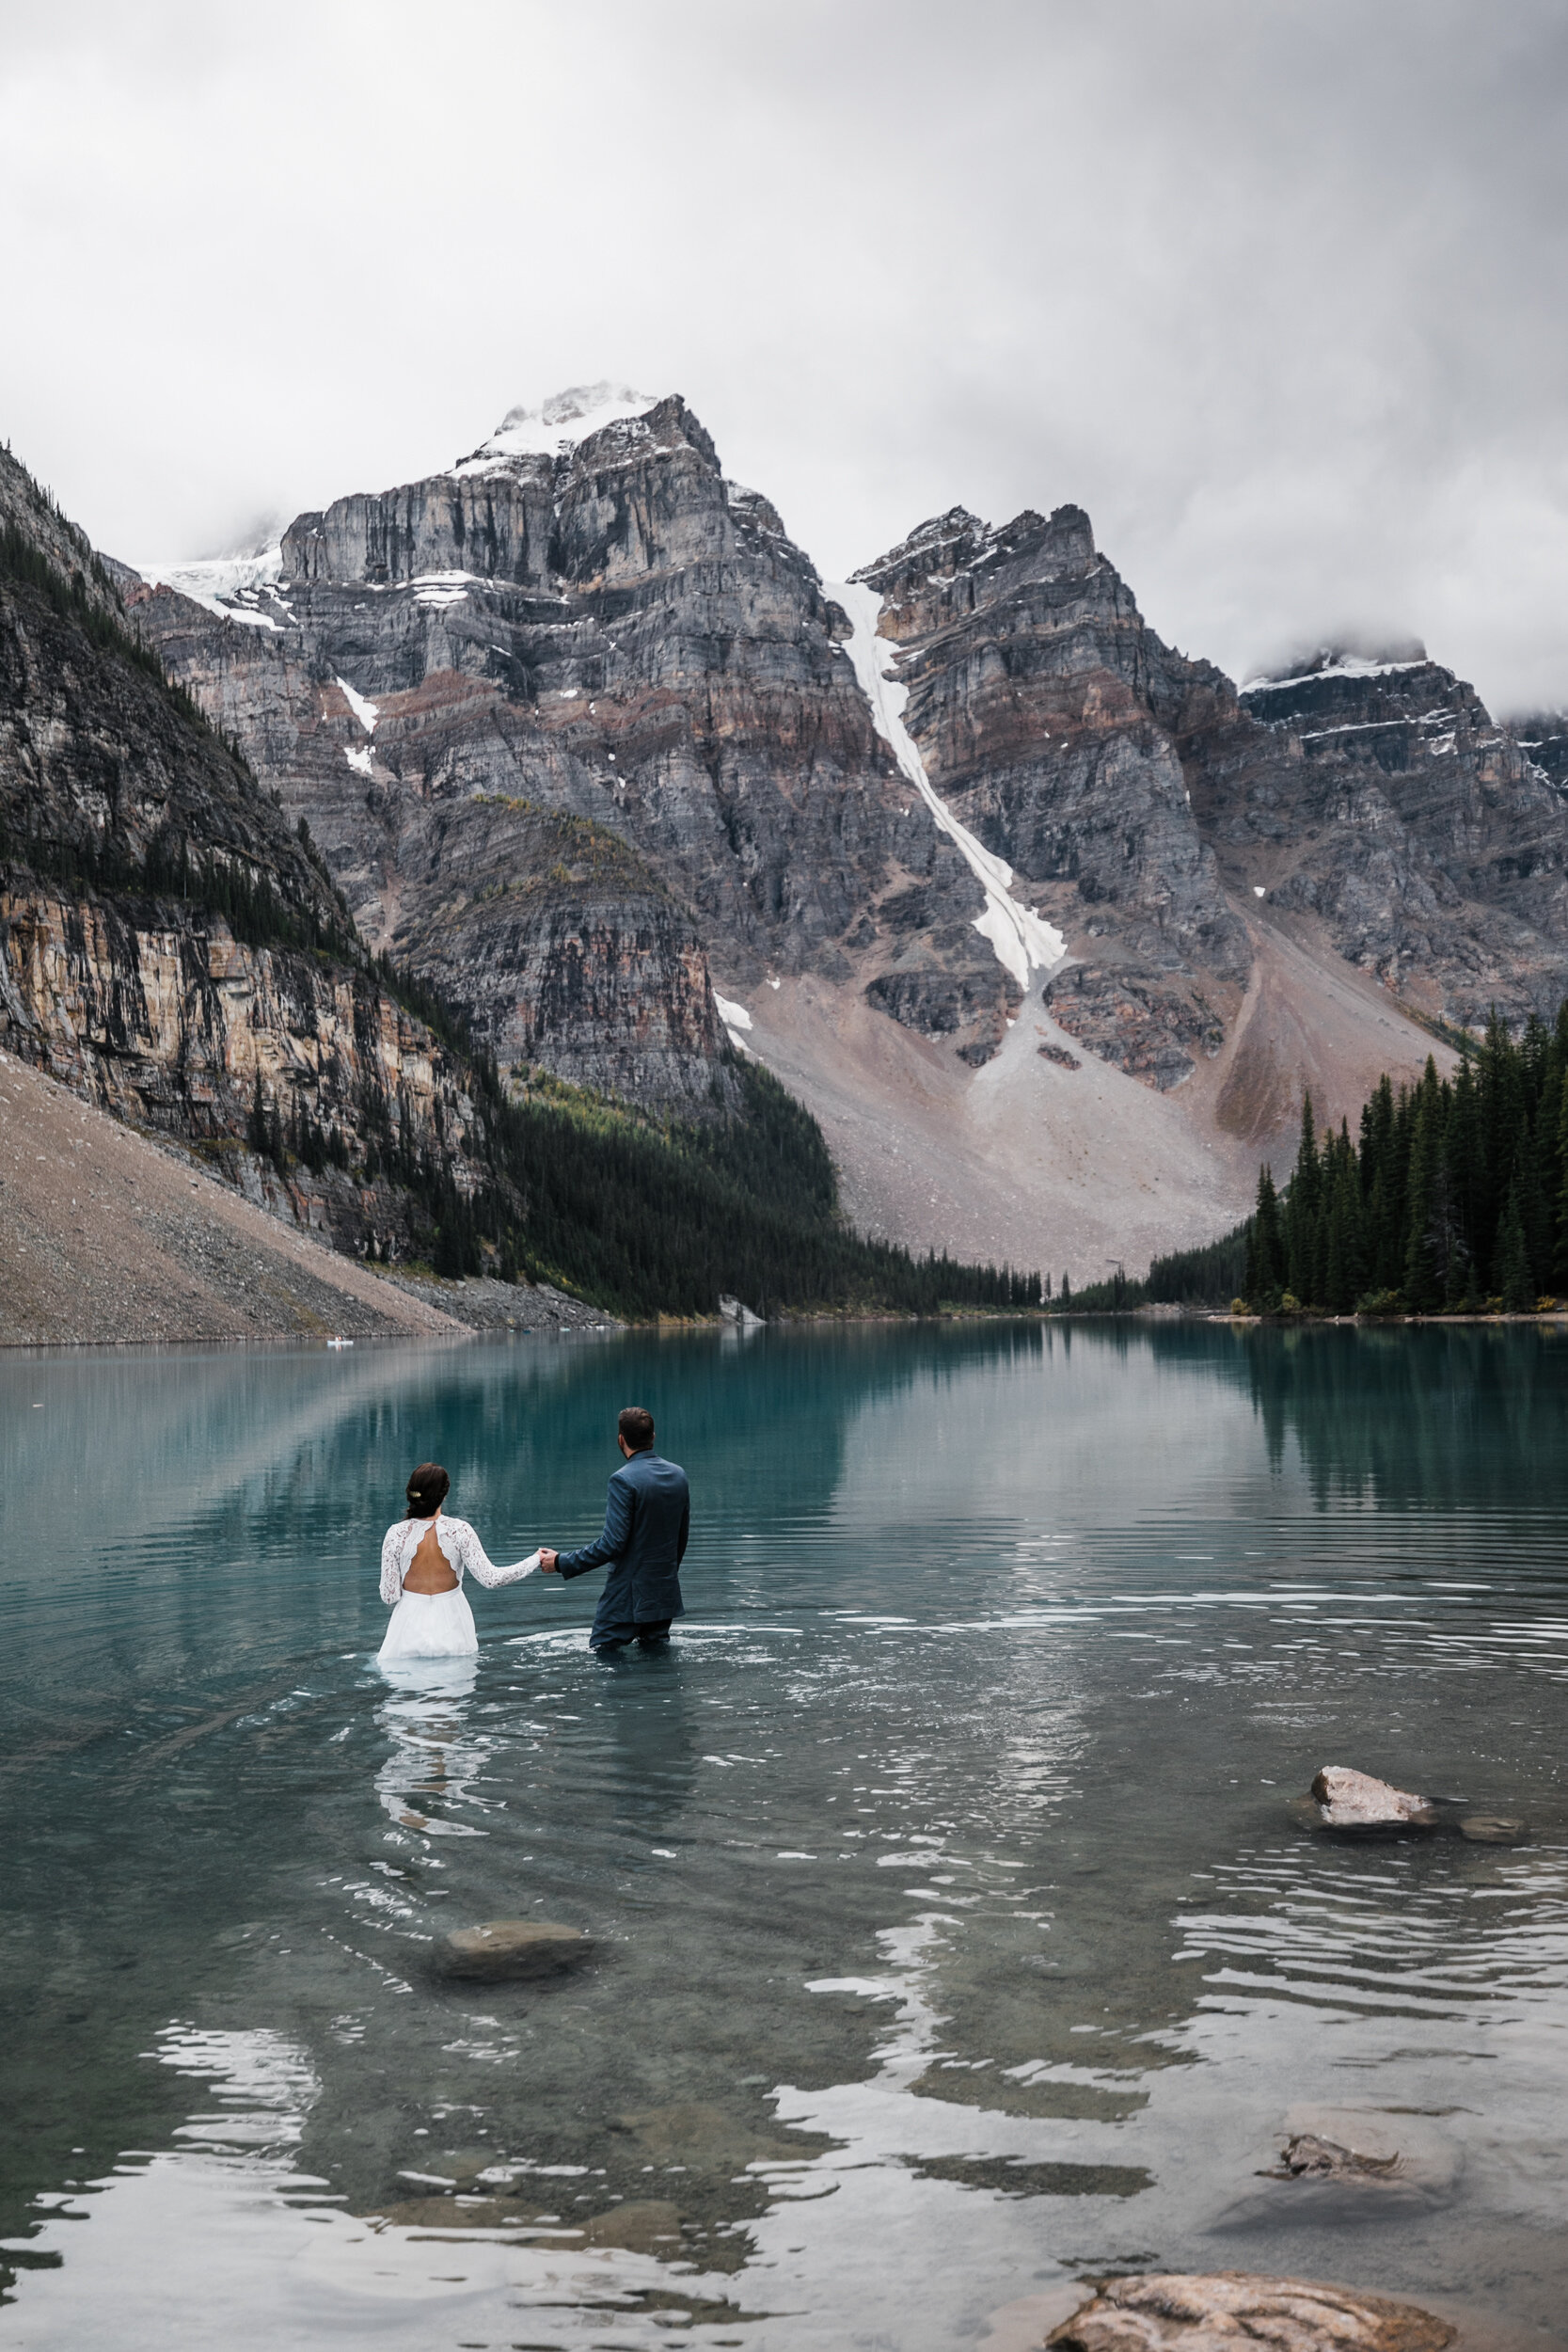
left=2, top=1321, right=1564, bottom=2349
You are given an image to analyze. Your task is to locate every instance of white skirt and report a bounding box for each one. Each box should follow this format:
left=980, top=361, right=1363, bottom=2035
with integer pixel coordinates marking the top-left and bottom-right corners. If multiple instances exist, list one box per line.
left=379, top=1586, right=479, bottom=1662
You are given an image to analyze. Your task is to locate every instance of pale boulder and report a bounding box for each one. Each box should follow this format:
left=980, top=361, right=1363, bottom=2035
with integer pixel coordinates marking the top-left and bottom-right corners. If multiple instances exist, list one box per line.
left=439, top=1920, right=590, bottom=1980
left=1045, top=2270, right=1453, bottom=2351
left=1309, top=1767, right=1435, bottom=1829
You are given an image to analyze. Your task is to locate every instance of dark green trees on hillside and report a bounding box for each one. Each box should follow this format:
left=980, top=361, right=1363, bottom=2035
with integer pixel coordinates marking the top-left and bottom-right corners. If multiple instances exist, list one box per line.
left=1241, top=1007, right=1568, bottom=1314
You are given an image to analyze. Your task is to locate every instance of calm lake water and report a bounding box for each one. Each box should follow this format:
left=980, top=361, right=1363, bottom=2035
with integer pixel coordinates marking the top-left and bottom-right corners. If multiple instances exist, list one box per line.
left=2, top=1321, right=1565, bottom=2350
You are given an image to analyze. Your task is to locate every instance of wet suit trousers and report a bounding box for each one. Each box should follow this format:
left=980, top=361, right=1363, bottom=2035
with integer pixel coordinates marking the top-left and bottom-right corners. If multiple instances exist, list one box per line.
left=592, top=1617, right=673, bottom=1653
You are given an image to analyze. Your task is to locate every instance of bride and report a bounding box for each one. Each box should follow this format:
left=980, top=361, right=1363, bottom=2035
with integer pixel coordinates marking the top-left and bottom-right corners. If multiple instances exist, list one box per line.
left=378, top=1461, right=540, bottom=1662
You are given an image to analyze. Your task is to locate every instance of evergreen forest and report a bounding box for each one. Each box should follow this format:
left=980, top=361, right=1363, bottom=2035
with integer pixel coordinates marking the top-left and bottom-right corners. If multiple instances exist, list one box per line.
left=1242, top=1007, right=1568, bottom=1314
left=1062, top=1003, right=1568, bottom=1317
left=356, top=1050, right=1046, bottom=1322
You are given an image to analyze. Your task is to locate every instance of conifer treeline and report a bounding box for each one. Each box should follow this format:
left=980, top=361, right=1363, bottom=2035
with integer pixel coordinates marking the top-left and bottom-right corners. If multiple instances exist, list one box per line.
left=245, top=1045, right=1046, bottom=1318
left=1055, top=1002, right=1568, bottom=1317
left=484, top=1058, right=1045, bottom=1319
left=1243, top=1006, right=1568, bottom=1313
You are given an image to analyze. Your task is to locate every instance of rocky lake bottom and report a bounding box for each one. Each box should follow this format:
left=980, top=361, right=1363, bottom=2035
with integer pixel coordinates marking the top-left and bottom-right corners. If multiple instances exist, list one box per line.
left=2, top=1320, right=1564, bottom=2350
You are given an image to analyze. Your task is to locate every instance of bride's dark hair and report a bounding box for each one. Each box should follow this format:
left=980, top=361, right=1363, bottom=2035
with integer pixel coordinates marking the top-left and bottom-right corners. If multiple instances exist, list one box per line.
left=405, top=1462, right=451, bottom=1519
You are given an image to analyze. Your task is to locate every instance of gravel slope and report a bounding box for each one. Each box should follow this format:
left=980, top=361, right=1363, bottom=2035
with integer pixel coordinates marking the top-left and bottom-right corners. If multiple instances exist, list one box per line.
left=0, top=1050, right=468, bottom=1345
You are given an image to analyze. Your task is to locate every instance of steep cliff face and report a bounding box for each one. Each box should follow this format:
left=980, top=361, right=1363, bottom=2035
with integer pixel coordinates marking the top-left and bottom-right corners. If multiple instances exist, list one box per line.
left=1167, top=649, right=1568, bottom=1031
left=853, top=503, right=1249, bottom=1089
left=109, top=386, right=1568, bottom=1284
left=1512, top=711, right=1568, bottom=794
left=133, top=389, right=1012, bottom=1089
left=0, top=446, right=489, bottom=1261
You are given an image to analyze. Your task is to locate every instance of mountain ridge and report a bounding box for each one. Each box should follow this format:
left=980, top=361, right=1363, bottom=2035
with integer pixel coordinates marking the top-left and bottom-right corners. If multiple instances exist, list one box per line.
left=0, top=433, right=1056, bottom=1327
left=111, top=386, right=1568, bottom=1279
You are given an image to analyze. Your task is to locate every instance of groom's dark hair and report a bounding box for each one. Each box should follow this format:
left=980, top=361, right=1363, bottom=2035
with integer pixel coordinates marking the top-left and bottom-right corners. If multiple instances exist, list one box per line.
left=618, top=1406, right=655, bottom=1452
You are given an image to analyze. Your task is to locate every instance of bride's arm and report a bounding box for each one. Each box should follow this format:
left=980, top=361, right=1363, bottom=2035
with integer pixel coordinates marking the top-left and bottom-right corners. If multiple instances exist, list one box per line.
left=457, top=1523, right=540, bottom=1587
left=379, top=1526, right=404, bottom=1606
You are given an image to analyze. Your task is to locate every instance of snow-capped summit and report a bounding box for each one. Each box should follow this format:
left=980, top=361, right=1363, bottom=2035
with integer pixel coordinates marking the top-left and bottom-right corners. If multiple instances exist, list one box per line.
left=453, top=383, right=661, bottom=475
left=1241, top=641, right=1429, bottom=694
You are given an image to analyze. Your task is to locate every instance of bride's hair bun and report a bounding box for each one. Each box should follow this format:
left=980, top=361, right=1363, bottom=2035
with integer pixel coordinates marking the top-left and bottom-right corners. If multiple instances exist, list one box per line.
left=405, top=1461, right=451, bottom=1518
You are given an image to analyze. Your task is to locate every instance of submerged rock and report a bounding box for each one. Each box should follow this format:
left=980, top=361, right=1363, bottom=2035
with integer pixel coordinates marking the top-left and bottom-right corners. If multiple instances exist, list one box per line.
left=1309, top=1766, right=1436, bottom=1831
left=581, top=2198, right=684, bottom=2255
left=1269, top=2132, right=1399, bottom=2181
left=1045, top=2270, right=1454, bottom=2350
left=438, top=1920, right=591, bottom=1980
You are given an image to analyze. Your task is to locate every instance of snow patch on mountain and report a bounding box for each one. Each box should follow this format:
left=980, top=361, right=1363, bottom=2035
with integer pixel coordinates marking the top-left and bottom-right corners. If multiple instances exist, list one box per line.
left=335, top=676, right=379, bottom=734
left=409, top=571, right=477, bottom=609
left=452, top=383, right=659, bottom=476
left=1242, top=649, right=1430, bottom=694
left=831, top=582, right=1066, bottom=994
left=139, top=538, right=287, bottom=628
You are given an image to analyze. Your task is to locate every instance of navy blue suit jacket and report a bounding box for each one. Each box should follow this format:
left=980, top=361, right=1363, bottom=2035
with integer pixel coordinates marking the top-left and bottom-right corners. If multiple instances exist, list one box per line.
left=557, top=1450, right=689, bottom=1639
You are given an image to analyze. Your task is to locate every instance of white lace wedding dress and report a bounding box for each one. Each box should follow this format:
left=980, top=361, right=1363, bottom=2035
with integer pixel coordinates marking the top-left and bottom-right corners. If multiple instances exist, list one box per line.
left=378, top=1514, right=540, bottom=1661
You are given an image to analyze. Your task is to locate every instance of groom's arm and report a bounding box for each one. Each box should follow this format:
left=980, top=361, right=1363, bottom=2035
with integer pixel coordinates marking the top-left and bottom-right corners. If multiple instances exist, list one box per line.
left=553, top=1474, right=634, bottom=1580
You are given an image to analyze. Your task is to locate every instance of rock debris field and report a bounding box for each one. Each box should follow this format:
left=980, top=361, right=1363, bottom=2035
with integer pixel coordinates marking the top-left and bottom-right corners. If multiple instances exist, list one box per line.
left=0, top=1051, right=613, bottom=1346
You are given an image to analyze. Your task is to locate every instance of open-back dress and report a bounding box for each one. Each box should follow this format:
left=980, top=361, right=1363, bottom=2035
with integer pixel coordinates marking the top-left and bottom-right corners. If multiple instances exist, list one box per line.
left=378, top=1514, right=540, bottom=1661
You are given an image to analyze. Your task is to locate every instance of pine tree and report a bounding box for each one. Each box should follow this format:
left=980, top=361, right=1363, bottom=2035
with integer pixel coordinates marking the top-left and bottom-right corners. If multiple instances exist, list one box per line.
left=1445, top=1058, right=1484, bottom=1273
left=1285, top=1094, right=1320, bottom=1298
left=1518, top=1099, right=1554, bottom=1286
left=1479, top=1009, right=1526, bottom=1279
left=1553, top=1074, right=1568, bottom=1289
left=1403, top=1079, right=1442, bottom=1311
left=1245, top=1166, right=1287, bottom=1305
left=1323, top=1134, right=1365, bottom=1313
left=1497, top=1181, right=1534, bottom=1311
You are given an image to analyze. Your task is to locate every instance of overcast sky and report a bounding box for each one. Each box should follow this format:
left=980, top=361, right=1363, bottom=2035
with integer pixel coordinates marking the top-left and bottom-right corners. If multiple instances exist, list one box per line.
left=4, top=0, right=1567, bottom=710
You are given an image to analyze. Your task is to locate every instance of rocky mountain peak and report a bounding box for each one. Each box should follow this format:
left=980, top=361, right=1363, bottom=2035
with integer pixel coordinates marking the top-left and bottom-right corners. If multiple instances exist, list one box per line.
left=553, top=393, right=729, bottom=584
left=855, top=501, right=1102, bottom=644
left=1243, top=640, right=1429, bottom=692
left=853, top=506, right=990, bottom=583
left=453, top=382, right=660, bottom=476
left=1237, top=640, right=1481, bottom=739
left=277, top=390, right=730, bottom=592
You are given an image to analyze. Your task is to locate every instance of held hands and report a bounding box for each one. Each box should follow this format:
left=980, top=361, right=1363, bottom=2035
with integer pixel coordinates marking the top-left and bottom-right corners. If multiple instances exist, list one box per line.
left=539, top=1548, right=560, bottom=1574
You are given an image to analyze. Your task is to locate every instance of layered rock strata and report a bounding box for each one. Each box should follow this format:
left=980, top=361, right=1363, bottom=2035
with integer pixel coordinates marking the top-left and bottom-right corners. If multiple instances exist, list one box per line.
left=853, top=503, right=1249, bottom=1089
left=0, top=447, right=488, bottom=1262
left=132, top=389, right=1014, bottom=1091
left=1179, top=649, right=1568, bottom=1030
left=108, top=385, right=1568, bottom=1279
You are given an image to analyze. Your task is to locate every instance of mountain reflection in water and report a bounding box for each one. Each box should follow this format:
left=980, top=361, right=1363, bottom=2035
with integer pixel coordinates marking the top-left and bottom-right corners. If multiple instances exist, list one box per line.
left=2, top=1321, right=1564, bottom=2350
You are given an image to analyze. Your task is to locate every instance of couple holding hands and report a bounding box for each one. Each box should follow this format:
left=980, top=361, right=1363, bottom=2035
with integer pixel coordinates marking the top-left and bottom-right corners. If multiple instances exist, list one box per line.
left=377, top=1406, right=689, bottom=1663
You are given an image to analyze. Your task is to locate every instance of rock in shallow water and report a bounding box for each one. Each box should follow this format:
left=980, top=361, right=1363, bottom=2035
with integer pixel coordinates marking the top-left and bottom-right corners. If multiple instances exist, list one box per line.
left=1045, top=2271, right=1454, bottom=2351
left=1309, top=1766, right=1436, bottom=1830
left=1272, top=2132, right=1400, bottom=2181
left=438, top=1920, right=590, bottom=1980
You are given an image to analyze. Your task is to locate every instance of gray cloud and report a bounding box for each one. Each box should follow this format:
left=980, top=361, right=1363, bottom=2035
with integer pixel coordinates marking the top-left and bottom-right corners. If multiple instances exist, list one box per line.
left=4, top=0, right=1567, bottom=709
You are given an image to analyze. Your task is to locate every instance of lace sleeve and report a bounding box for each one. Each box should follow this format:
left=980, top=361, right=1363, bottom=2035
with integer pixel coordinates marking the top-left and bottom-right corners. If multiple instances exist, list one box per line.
left=455, top=1521, right=541, bottom=1588
left=379, top=1524, right=404, bottom=1607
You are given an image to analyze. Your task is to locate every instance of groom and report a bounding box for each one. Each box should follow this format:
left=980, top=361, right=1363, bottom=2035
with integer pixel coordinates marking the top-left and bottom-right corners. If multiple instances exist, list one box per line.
left=539, top=1406, right=690, bottom=1652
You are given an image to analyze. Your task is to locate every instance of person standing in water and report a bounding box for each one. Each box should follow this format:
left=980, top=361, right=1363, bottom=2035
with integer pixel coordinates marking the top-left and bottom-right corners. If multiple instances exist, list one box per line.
left=539, top=1407, right=689, bottom=1653
left=378, top=1462, right=540, bottom=1662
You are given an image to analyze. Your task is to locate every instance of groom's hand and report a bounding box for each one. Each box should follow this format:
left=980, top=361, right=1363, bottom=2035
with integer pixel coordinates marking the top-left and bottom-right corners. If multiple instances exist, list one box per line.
left=539, top=1548, right=560, bottom=1573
